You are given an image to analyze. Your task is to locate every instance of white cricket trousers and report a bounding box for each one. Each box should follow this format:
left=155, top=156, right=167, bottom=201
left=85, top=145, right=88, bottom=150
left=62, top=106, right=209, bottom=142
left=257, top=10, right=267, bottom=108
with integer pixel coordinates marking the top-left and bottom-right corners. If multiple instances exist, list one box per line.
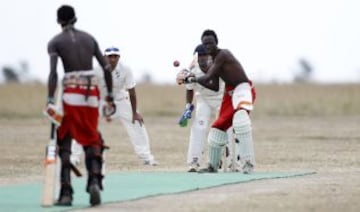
left=104, top=97, right=155, bottom=162
left=187, top=96, right=220, bottom=164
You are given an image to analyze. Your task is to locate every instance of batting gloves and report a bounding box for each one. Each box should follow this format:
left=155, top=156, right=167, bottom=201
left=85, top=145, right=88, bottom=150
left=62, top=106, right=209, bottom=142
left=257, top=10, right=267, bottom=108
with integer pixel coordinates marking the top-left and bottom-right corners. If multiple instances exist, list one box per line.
left=178, top=103, right=194, bottom=127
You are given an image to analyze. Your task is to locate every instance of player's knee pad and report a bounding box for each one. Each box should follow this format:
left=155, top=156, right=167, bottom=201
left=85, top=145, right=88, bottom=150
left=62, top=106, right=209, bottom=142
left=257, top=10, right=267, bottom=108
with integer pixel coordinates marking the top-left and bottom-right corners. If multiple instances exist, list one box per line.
left=207, top=128, right=227, bottom=170
left=233, top=110, right=251, bottom=134
left=232, top=110, right=255, bottom=164
left=208, top=128, right=228, bottom=147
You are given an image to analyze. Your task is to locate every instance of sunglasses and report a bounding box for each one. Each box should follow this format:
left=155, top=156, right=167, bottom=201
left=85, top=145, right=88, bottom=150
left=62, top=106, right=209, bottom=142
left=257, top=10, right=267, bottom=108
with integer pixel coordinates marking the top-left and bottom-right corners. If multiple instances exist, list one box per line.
left=104, top=47, right=119, bottom=52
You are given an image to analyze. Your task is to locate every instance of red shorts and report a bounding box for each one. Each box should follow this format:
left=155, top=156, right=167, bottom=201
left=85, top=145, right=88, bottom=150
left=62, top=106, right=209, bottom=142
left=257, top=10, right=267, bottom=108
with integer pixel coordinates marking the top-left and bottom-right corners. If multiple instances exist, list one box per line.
left=212, top=82, right=256, bottom=131
left=57, top=86, right=102, bottom=147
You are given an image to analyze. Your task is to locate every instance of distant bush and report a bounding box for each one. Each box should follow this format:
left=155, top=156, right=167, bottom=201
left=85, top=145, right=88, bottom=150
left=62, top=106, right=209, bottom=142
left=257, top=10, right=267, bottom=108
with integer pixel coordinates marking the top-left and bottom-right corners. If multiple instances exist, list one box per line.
left=2, top=66, right=19, bottom=83
left=0, top=83, right=359, bottom=119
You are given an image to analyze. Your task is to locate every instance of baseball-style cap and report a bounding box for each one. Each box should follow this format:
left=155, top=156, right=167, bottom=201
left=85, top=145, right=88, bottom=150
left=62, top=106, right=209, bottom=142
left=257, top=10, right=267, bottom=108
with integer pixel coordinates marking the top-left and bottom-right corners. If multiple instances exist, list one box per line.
left=193, top=44, right=207, bottom=56
left=104, top=47, right=120, bottom=56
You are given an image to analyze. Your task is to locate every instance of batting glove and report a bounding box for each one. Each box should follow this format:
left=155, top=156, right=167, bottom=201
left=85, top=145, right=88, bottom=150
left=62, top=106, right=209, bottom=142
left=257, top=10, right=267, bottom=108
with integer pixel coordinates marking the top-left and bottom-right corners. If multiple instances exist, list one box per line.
left=178, top=103, right=194, bottom=127
left=103, top=93, right=116, bottom=121
left=176, top=69, right=193, bottom=85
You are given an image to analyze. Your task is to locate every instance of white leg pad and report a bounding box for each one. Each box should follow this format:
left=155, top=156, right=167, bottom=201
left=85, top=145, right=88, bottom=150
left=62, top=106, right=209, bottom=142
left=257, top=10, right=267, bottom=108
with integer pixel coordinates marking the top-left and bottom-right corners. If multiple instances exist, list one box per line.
left=70, top=139, right=83, bottom=165
left=208, top=128, right=227, bottom=171
left=233, top=110, right=255, bottom=165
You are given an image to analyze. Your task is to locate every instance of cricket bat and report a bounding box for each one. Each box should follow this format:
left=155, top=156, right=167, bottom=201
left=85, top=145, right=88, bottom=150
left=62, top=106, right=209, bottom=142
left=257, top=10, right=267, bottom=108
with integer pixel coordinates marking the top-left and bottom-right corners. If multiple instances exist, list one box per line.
left=41, top=123, right=58, bottom=206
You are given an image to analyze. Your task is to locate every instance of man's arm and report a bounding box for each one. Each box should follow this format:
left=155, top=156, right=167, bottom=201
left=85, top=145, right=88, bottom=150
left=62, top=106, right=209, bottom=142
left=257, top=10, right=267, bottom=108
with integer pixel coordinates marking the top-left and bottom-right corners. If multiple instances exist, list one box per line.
left=128, top=87, right=144, bottom=124
left=186, top=89, right=194, bottom=104
left=94, top=43, right=113, bottom=97
left=196, top=75, right=219, bottom=91
left=128, top=87, right=137, bottom=115
left=190, top=52, right=225, bottom=91
left=47, top=44, right=59, bottom=103
left=195, top=60, right=222, bottom=91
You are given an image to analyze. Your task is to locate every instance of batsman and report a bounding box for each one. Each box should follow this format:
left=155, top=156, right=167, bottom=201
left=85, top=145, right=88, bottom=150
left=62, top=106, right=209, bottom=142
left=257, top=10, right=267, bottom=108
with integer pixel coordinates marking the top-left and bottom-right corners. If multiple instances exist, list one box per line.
left=178, top=44, right=240, bottom=172
left=177, top=29, right=257, bottom=173
left=45, top=5, right=114, bottom=206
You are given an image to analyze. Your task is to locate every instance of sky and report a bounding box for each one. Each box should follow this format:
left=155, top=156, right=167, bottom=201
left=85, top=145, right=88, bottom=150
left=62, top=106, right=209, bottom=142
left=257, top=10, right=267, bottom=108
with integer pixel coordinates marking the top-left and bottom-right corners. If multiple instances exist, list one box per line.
left=0, top=0, right=359, bottom=84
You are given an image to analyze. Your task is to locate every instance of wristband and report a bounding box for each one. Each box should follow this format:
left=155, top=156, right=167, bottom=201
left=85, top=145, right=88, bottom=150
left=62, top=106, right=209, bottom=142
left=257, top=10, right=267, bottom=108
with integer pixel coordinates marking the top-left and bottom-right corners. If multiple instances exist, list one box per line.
left=190, top=77, right=197, bottom=83
left=185, top=103, right=193, bottom=110
left=185, top=76, right=196, bottom=84
left=106, top=93, right=114, bottom=102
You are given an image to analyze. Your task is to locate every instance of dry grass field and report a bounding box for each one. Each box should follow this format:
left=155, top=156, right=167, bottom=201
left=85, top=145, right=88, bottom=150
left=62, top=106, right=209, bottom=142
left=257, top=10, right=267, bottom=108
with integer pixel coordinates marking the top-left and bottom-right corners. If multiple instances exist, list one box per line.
left=0, top=83, right=359, bottom=211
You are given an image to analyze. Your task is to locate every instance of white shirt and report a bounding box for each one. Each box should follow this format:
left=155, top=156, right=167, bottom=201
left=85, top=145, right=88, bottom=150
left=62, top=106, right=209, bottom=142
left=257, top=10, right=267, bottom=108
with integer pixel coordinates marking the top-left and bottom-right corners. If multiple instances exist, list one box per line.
left=96, top=62, right=136, bottom=101
left=185, top=62, right=224, bottom=101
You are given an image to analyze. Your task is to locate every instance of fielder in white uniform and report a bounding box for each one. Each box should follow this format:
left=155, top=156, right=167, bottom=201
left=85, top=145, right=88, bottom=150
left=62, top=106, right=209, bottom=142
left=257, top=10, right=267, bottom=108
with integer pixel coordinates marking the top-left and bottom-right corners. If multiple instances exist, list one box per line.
left=100, top=47, right=158, bottom=165
left=179, top=44, right=239, bottom=172
left=71, top=46, right=158, bottom=166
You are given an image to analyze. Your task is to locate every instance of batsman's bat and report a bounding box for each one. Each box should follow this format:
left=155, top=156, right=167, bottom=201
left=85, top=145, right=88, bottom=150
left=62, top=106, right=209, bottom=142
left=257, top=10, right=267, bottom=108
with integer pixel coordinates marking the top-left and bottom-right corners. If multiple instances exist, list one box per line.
left=41, top=126, right=82, bottom=207
left=41, top=123, right=58, bottom=207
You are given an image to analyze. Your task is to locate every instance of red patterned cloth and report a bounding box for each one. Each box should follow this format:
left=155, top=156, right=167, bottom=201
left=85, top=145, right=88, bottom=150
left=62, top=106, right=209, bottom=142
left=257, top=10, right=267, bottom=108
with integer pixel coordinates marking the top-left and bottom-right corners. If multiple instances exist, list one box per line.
left=57, top=85, right=102, bottom=147
left=212, top=81, right=256, bottom=131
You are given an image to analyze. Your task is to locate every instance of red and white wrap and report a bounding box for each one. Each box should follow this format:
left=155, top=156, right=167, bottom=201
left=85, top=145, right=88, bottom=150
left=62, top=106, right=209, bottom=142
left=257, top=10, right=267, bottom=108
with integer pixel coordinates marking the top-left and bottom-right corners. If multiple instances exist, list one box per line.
left=212, top=81, right=256, bottom=131
left=57, top=70, right=102, bottom=147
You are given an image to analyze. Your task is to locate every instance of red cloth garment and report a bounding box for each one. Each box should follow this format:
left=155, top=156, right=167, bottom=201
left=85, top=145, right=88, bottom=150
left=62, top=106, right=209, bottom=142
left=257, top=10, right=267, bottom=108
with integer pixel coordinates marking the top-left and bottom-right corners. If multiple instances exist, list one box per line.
left=57, top=86, right=102, bottom=147
left=211, top=85, right=235, bottom=131
left=211, top=82, right=256, bottom=131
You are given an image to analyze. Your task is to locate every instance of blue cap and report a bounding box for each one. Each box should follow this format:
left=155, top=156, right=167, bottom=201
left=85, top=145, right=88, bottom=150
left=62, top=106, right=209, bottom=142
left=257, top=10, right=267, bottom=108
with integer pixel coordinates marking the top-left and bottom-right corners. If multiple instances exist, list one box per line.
left=193, top=44, right=207, bottom=56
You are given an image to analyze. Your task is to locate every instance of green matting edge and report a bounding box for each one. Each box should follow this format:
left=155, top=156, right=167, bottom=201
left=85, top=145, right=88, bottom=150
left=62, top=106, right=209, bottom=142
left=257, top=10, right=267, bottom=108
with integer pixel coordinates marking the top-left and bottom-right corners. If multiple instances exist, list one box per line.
left=0, top=171, right=315, bottom=212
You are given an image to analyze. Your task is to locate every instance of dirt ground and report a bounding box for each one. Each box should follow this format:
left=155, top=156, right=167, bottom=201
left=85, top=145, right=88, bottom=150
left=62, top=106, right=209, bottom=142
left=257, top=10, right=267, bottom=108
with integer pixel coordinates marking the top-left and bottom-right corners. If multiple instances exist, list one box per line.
left=0, top=84, right=359, bottom=211
left=1, top=115, right=359, bottom=212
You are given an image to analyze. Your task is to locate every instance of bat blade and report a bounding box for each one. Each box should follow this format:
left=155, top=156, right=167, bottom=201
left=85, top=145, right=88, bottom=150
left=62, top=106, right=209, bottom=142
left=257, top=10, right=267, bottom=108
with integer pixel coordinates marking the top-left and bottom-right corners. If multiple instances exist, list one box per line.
left=41, top=123, right=58, bottom=207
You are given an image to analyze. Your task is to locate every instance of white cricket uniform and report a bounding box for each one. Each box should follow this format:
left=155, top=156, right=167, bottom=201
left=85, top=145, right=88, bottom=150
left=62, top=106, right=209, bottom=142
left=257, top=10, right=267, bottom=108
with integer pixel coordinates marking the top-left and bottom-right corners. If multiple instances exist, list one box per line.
left=96, top=62, right=155, bottom=162
left=185, top=63, right=232, bottom=165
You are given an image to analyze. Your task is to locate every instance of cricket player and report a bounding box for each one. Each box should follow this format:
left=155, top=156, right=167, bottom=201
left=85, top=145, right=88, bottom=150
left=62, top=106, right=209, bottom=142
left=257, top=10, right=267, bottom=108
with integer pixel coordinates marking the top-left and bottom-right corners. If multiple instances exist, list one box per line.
left=178, top=44, right=240, bottom=172
left=97, top=46, right=158, bottom=166
left=177, top=30, right=257, bottom=173
left=46, top=5, right=114, bottom=206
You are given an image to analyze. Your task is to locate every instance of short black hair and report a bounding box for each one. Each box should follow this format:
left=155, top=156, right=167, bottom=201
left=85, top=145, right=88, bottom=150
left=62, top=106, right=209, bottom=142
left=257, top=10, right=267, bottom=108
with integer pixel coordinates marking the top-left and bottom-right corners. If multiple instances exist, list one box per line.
left=201, top=29, right=218, bottom=44
left=57, top=5, right=77, bottom=26
left=193, top=44, right=207, bottom=56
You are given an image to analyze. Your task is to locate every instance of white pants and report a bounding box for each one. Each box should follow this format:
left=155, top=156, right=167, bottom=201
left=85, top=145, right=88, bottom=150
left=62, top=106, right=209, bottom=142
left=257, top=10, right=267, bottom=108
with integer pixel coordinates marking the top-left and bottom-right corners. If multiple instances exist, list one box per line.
left=187, top=96, right=235, bottom=165
left=101, top=96, right=155, bottom=162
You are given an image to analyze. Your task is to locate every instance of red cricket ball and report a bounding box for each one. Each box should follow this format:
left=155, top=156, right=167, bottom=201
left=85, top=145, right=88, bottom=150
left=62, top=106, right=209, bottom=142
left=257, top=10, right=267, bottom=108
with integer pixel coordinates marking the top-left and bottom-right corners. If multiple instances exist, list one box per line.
left=173, top=60, right=180, bottom=67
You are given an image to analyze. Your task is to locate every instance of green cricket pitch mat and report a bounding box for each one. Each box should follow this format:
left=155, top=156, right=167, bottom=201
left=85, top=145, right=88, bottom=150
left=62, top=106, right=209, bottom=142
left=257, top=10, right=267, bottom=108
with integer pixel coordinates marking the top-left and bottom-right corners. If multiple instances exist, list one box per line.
left=0, top=171, right=315, bottom=212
